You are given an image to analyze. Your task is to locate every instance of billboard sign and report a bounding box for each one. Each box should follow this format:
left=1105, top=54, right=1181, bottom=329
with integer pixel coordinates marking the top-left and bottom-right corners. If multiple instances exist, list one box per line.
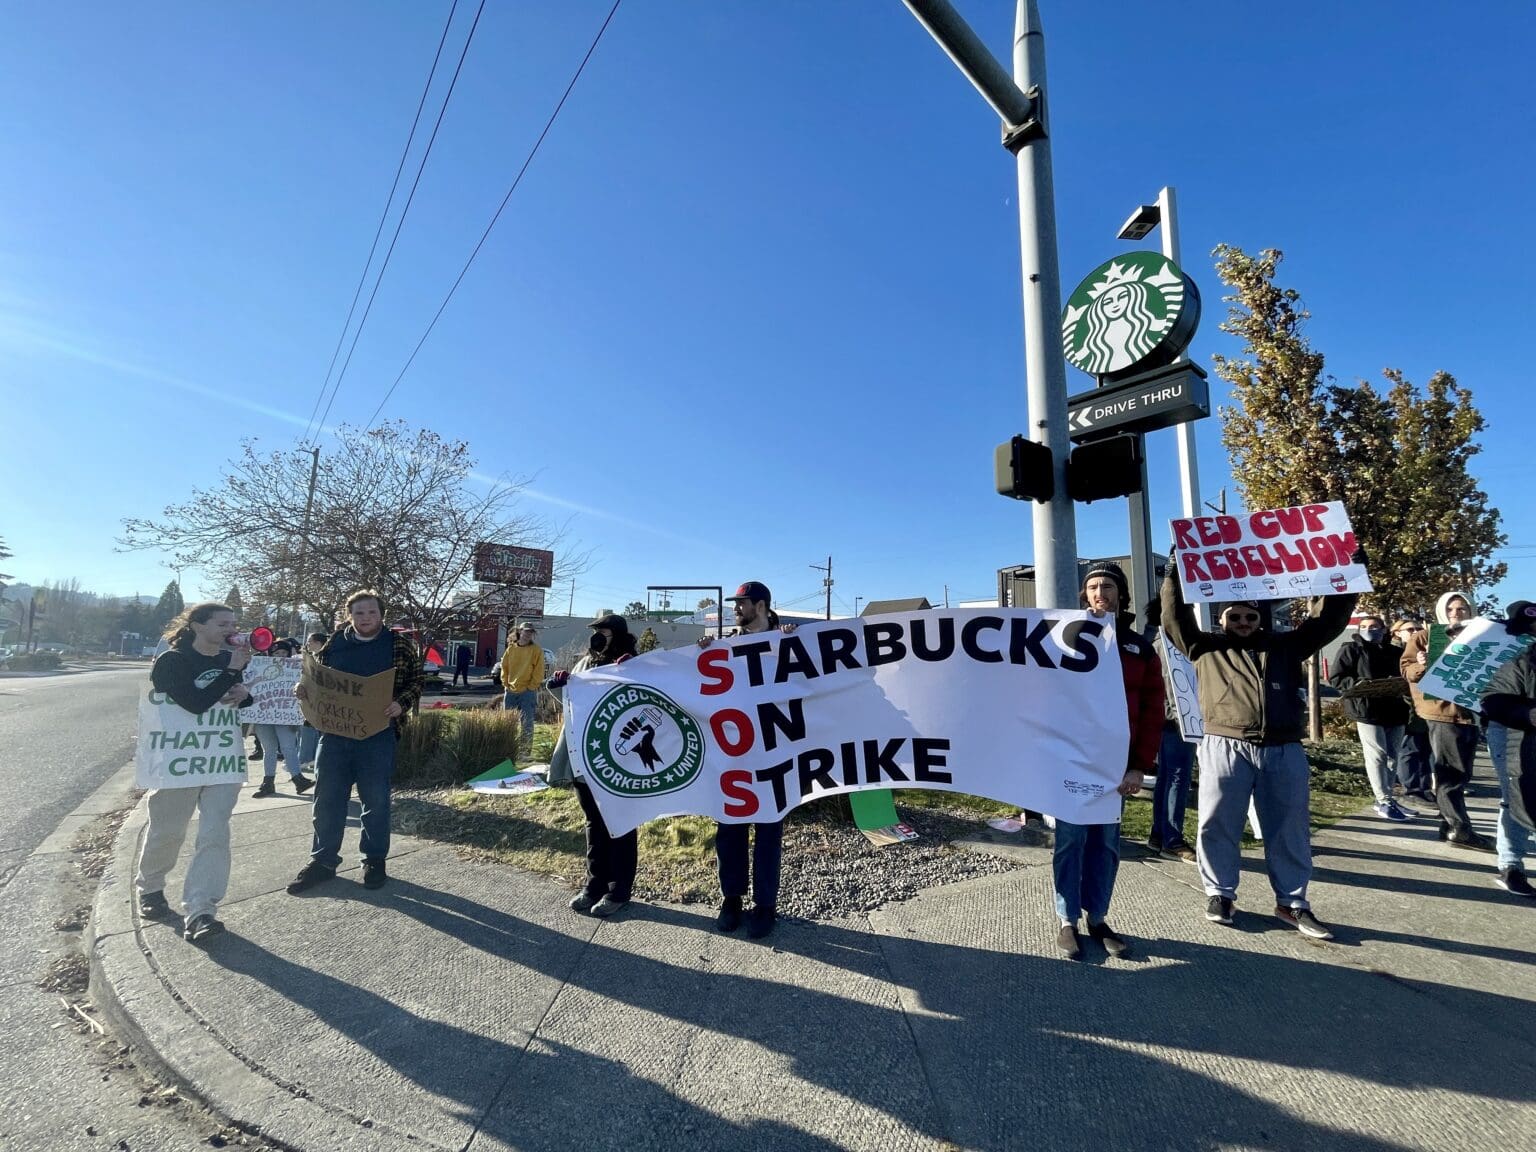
left=473, top=543, right=554, bottom=587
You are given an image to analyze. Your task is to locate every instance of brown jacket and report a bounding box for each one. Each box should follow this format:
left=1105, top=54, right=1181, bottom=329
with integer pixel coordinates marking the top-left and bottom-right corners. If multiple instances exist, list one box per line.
left=1401, top=630, right=1477, bottom=725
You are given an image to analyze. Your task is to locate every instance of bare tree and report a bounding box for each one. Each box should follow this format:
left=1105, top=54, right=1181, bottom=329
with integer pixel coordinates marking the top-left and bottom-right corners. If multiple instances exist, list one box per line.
left=121, top=421, right=590, bottom=649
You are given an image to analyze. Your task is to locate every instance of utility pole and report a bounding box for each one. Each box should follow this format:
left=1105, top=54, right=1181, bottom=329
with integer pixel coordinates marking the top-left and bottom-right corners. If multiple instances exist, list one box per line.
left=904, top=0, right=1078, bottom=607
left=811, top=556, right=833, bottom=620
left=290, top=446, right=320, bottom=637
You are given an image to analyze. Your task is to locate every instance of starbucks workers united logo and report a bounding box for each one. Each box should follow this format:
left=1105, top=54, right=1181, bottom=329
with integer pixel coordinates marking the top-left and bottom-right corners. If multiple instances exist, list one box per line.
left=582, top=684, right=705, bottom=798
left=1061, top=252, right=1201, bottom=380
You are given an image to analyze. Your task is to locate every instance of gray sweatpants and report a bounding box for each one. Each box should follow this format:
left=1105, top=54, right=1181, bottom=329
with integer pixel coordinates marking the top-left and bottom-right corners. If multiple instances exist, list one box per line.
left=134, top=783, right=242, bottom=920
left=1197, top=735, right=1312, bottom=909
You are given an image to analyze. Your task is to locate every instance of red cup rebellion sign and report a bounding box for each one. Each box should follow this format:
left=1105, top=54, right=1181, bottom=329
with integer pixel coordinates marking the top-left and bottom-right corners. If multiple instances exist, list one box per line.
left=473, top=543, right=554, bottom=587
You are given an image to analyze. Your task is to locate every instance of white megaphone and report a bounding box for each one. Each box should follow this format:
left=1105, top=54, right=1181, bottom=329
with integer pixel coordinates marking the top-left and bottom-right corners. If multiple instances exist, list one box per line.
left=229, top=627, right=275, bottom=652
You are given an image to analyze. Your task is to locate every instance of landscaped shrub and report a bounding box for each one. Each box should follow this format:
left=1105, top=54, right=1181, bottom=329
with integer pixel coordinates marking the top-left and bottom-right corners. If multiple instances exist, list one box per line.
left=8, top=651, right=62, bottom=671
left=395, top=708, right=525, bottom=788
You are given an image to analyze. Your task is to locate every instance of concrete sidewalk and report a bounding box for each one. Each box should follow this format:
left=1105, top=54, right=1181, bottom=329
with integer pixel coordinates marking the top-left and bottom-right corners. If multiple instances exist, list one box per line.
left=90, top=762, right=1536, bottom=1152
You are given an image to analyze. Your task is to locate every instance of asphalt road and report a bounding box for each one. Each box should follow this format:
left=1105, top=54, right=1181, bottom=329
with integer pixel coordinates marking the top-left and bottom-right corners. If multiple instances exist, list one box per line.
left=0, top=666, right=269, bottom=1150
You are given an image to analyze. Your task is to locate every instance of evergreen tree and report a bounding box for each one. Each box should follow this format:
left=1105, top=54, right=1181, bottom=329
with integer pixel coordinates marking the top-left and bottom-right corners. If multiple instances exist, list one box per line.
left=225, top=585, right=244, bottom=619
left=153, top=580, right=184, bottom=634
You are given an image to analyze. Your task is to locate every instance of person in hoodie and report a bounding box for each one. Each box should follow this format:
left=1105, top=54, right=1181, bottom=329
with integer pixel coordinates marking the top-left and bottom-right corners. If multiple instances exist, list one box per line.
left=1161, top=548, right=1360, bottom=939
left=1401, top=591, right=1494, bottom=852
left=135, top=601, right=253, bottom=942
left=1051, top=563, right=1164, bottom=960
left=548, top=613, right=641, bottom=917
left=1478, top=600, right=1536, bottom=898
left=1328, top=614, right=1412, bottom=821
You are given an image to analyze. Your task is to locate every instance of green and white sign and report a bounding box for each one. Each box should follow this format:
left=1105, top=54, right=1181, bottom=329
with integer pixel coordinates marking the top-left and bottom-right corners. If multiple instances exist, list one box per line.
left=580, top=683, right=706, bottom=799
left=135, top=690, right=248, bottom=790
left=1062, top=252, right=1200, bottom=380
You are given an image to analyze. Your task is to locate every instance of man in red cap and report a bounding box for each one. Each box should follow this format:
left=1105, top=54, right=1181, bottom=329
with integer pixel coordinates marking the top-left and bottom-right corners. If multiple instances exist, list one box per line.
left=701, top=581, right=787, bottom=938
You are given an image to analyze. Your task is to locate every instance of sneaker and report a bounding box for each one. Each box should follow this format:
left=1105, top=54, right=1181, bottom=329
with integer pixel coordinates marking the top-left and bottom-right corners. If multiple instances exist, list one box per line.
left=1161, top=842, right=1198, bottom=863
left=1371, top=800, right=1394, bottom=820
left=589, top=895, right=629, bottom=918
left=136, top=890, right=173, bottom=920
left=1087, top=920, right=1130, bottom=958
left=568, top=890, right=600, bottom=913
left=1447, top=832, right=1496, bottom=853
left=1056, top=922, right=1082, bottom=958
left=1145, top=835, right=1163, bottom=853
left=1275, top=905, right=1334, bottom=940
left=1205, top=895, right=1234, bottom=925
left=1384, top=802, right=1412, bottom=822
left=746, top=904, right=777, bottom=939
left=252, top=777, right=276, bottom=798
left=1496, top=868, right=1536, bottom=898
left=362, top=860, right=387, bottom=890
left=290, top=774, right=314, bottom=795
left=716, top=896, right=744, bottom=933
left=183, top=914, right=224, bottom=942
left=286, top=863, right=336, bottom=895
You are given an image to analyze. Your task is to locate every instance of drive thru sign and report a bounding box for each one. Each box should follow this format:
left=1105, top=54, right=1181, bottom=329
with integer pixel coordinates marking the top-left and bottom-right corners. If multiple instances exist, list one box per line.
left=1067, top=361, right=1209, bottom=444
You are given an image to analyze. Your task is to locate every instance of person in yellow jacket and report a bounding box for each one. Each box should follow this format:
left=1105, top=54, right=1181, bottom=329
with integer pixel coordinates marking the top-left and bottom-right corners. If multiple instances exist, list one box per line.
left=500, top=622, right=546, bottom=759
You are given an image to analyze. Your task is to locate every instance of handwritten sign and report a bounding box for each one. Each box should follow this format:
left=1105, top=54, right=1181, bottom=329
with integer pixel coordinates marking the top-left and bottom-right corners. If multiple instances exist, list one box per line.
left=245, top=655, right=303, bottom=726
left=1419, top=618, right=1534, bottom=709
left=1170, top=501, right=1372, bottom=603
left=1157, top=634, right=1203, bottom=743
left=298, top=653, right=394, bottom=739
left=136, top=690, right=247, bottom=790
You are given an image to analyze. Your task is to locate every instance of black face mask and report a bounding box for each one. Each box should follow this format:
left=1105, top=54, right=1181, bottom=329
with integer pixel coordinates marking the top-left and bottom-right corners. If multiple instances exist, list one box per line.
left=589, top=633, right=608, bottom=654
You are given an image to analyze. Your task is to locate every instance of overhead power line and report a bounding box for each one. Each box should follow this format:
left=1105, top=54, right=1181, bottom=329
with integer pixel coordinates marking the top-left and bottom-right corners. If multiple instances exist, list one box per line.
left=302, top=0, right=463, bottom=446
left=364, top=0, right=624, bottom=430
left=313, top=0, right=489, bottom=441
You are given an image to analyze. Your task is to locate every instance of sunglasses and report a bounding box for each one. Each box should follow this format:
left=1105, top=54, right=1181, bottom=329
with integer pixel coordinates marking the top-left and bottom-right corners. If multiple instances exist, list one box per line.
left=1225, top=612, right=1260, bottom=623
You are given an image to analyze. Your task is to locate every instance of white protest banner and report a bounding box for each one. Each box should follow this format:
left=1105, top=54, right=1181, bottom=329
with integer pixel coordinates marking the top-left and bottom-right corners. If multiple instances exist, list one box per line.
left=245, top=655, right=303, bottom=726
left=1170, top=501, right=1372, bottom=604
left=1156, top=634, right=1203, bottom=743
left=136, top=689, right=247, bottom=790
left=564, top=608, right=1131, bottom=836
left=1419, top=618, right=1534, bottom=709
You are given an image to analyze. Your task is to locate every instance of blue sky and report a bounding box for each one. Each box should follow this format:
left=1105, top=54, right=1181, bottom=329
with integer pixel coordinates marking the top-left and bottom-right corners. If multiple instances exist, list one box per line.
left=3, top=1, right=1533, bottom=618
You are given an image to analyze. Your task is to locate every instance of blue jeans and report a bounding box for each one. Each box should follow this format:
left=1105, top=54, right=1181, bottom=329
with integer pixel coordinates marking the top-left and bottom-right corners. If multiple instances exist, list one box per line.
left=716, top=820, right=784, bottom=907
left=1487, top=722, right=1530, bottom=870
left=1053, top=819, right=1121, bottom=924
left=253, top=723, right=301, bottom=779
left=1151, top=727, right=1194, bottom=848
left=310, top=729, right=396, bottom=868
left=1197, top=736, right=1313, bottom=909
left=1398, top=727, right=1433, bottom=795
left=299, top=724, right=320, bottom=771
left=504, top=690, right=537, bottom=754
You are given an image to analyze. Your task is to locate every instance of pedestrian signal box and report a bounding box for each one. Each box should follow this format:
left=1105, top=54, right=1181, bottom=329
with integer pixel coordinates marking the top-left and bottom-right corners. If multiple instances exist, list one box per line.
left=993, top=435, right=1054, bottom=503
left=1067, top=435, right=1144, bottom=503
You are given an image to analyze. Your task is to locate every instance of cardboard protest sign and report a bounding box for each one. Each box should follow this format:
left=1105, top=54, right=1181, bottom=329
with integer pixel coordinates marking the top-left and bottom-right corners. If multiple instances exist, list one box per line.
left=1157, top=634, right=1203, bottom=743
left=244, top=655, right=303, bottom=726
left=136, top=689, right=247, bottom=790
left=298, top=653, right=394, bottom=740
left=564, top=608, right=1131, bottom=836
left=1419, top=618, right=1534, bottom=709
left=1170, top=501, right=1372, bottom=604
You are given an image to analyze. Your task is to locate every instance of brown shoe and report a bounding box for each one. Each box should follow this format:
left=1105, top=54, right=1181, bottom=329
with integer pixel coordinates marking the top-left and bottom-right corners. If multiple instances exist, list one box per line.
left=1056, top=923, right=1082, bottom=959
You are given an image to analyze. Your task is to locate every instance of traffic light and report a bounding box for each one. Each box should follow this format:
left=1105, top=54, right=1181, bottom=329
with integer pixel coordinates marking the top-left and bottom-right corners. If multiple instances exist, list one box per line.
left=993, top=435, right=1054, bottom=502
left=1067, top=434, right=1144, bottom=502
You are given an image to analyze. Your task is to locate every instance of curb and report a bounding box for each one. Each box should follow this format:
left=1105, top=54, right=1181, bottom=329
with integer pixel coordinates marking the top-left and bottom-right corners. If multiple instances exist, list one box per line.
left=86, top=797, right=404, bottom=1151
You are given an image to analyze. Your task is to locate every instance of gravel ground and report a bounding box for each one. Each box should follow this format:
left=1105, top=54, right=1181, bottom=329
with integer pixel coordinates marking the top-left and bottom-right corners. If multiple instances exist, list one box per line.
left=397, top=788, right=1025, bottom=921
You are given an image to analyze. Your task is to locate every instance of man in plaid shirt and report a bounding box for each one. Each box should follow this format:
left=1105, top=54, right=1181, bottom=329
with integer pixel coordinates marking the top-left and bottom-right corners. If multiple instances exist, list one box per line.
left=288, top=589, right=423, bottom=894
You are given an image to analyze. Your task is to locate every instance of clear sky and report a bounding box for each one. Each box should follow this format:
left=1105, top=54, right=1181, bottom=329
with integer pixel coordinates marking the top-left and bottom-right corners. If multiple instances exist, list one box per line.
left=3, top=1, right=1533, bottom=618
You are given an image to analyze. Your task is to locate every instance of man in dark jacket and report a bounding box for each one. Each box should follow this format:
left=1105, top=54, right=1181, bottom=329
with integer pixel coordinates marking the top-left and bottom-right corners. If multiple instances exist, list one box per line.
left=1052, top=563, right=1165, bottom=960
left=1328, top=614, right=1411, bottom=821
left=1478, top=602, right=1536, bottom=898
left=1161, top=553, right=1358, bottom=938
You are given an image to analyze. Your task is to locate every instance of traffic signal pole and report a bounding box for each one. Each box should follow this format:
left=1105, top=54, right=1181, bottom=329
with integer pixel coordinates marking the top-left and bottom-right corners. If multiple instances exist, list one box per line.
left=905, top=0, right=1079, bottom=608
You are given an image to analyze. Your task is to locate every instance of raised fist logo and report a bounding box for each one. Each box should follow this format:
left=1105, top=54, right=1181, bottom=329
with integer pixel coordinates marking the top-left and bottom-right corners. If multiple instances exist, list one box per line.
left=616, top=706, right=665, bottom=771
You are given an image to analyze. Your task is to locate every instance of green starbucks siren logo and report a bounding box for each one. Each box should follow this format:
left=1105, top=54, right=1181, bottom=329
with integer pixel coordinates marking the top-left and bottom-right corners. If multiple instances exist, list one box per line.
left=582, top=683, right=705, bottom=798
left=1061, top=252, right=1201, bottom=380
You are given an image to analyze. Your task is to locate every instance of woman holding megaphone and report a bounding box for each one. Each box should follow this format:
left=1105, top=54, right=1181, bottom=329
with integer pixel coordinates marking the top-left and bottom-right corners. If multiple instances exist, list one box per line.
left=135, top=601, right=253, bottom=942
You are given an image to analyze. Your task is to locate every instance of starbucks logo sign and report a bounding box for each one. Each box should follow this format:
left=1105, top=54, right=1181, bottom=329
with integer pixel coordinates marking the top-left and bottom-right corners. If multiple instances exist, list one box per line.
left=1061, top=252, right=1200, bottom=380
left=581, top=684, right=705, bottom=798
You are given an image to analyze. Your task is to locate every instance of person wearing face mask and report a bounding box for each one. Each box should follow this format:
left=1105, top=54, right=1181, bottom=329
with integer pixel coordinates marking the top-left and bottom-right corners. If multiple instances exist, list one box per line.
left=548, top=613, right=640, bottom=917
left=1401, top=591, right=1494, bottom=852
left=1328, top=614, right=1412, bottom=821
left=1161, top=548, right=1360, bottom=938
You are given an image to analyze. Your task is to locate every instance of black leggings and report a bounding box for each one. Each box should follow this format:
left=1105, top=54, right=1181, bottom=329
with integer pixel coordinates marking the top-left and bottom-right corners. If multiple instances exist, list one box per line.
left=572, top=779, right=638, bottom=900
